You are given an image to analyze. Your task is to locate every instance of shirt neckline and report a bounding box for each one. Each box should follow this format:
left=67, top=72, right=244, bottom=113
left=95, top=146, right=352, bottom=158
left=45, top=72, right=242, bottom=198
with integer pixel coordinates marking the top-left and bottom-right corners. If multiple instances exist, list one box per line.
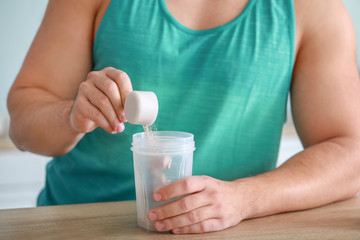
left=158, top=0, right=257, bottom=35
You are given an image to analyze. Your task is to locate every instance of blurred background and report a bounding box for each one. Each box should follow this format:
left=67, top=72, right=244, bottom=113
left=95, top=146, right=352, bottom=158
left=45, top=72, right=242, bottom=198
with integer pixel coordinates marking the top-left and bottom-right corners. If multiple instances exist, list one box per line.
left=0, top=0, right=359, bottom=209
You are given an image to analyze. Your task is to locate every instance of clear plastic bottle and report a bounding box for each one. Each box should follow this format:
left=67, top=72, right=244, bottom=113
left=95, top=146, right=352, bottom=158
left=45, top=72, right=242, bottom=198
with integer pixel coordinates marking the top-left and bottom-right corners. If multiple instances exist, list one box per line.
left=131, top=131, right=195, bottom=231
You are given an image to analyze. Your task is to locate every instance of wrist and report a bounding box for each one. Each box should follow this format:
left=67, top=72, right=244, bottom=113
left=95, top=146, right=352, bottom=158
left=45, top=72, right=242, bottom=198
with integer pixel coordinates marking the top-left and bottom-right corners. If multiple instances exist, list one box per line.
left=234, top=175, right=272, bottom=220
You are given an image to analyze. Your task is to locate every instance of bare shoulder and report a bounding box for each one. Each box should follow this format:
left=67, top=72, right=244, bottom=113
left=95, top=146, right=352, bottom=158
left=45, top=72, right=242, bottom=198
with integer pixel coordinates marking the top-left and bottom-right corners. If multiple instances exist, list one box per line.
left=45, top=0, right=103, bottom=18
left=292, top=0, right=356, bottom=77
left=10, top=0, right=108, bottom=100
left=44, top=0, right=107, bottom=37
left=293, top=0, right=355, bottom=49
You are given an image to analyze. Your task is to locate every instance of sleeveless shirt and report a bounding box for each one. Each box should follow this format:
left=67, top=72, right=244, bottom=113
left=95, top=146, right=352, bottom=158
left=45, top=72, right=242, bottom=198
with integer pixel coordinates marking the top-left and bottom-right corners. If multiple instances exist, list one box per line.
left=38, top=0, right=295, bottom=206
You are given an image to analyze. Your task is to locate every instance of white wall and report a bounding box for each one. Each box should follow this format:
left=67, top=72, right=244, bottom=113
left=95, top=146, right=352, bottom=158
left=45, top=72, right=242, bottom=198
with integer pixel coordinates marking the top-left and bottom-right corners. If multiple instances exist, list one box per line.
left=343, top=0, right=360, bottom=64
left=0, top=0, right=359, bottom=126
left=0, top=0, right=48, bottom=128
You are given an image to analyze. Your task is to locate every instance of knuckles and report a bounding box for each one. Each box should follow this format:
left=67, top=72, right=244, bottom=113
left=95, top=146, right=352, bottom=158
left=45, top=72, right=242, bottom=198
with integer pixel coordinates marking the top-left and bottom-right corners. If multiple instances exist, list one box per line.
left=78, top=81, right=89, bottom=93
left=180, top=198, right=192, bottom=212
left=209, top=190, right=221, bottom=203
left=109, top=68, right=128, bottom=82
left=75, top=95, right=87, bottom=107
left=103, top=66, right=115, bottom=72
left=86, top=70, right=100, bottom=80
left=120, top=89, right=131, bottom=98
left=118, top=71, right=129, bottom=80
left=199, top=221, right=209, bottom=233
left=86, top=68, right=132, bottom=103
left=217, top=217, right=227, bottom=229
left=104, top=81, right=118, bottom=95
left=182, top=177, right=194, bottom=193
left=97, top=94, right=109, bottom=107
left=188, top=210, right=200, bottom=224
left=153, top=176, right=235, bottom=234
left=201, top=175, right=215, bottom=185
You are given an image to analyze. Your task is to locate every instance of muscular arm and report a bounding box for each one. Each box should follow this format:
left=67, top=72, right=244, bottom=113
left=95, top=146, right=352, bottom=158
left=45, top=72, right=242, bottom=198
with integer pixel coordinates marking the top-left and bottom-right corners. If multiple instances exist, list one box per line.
left=246, top=0, right=360, bottom=218
left=8, top=0, right=104, bottom=156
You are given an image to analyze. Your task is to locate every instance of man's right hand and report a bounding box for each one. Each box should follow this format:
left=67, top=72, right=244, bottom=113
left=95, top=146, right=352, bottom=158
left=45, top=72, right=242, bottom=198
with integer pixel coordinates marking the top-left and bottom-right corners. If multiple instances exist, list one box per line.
left=70, top=67, right=133, bottom=134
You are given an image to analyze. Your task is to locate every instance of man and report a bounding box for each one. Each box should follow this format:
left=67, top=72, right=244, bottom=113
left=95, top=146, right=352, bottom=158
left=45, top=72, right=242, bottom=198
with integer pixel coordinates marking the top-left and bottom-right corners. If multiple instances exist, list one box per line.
left=7, top=0, right=360, bottom=234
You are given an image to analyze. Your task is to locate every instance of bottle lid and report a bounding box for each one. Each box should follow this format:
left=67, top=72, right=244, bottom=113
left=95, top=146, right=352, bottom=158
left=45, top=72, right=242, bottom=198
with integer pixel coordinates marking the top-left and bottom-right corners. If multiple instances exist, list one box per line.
left=124, top=91, right=158, bottom=125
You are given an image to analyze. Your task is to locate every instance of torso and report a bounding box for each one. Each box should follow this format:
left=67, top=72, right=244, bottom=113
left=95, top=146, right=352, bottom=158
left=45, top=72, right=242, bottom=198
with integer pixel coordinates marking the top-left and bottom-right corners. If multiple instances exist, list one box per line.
left=41, top=0, right=297, bottom=205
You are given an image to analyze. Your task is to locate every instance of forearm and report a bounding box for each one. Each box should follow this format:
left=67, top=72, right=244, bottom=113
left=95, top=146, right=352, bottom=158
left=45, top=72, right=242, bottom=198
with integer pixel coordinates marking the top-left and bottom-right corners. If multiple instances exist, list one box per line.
left=8, top=87, right=84, bottom=156
left=241, top=136, right=360, bottom=219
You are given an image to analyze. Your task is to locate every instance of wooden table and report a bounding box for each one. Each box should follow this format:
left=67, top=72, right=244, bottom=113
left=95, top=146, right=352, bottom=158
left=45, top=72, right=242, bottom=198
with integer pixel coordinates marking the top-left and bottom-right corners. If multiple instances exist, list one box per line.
left=0, top=198, right=359, bottom=240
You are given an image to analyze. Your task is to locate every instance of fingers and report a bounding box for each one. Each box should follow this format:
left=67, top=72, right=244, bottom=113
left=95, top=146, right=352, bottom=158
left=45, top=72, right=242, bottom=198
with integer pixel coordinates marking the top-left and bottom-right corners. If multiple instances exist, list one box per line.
left=92, top=75, right=124, bottom=122
left=104, top=67, right=133, bottom=116
left=153, top=176, right=208, bottom=202
left=148, top=193, right=210, bottom=221
left=147, top=176, right=239, bottom=233
left=71, top=94, right=114, bottom=133
left=71, top=67, right=132, bottom=134
left=152, top=206, right=215, bottom=232
left=172, top=219, right=227, bottom=234
left=83, top=81, right=123, bottom=132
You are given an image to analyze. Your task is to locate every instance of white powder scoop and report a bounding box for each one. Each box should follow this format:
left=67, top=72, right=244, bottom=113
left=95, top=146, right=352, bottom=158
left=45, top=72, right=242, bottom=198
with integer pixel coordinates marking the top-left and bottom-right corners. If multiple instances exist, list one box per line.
left=124, top=91, right=159, bottom=125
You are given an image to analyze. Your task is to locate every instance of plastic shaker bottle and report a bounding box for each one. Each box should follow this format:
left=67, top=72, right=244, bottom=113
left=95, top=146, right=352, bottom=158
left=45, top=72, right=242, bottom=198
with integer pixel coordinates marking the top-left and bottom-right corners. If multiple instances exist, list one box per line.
left=124, top=91, right=195, bottom=232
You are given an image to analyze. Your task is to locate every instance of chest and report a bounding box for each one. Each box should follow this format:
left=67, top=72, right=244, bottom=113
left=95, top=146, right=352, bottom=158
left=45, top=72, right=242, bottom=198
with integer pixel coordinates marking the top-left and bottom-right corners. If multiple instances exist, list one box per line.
left=164, top=0, right=249, bottom=30
left=94, top=0, right=294, bottom=93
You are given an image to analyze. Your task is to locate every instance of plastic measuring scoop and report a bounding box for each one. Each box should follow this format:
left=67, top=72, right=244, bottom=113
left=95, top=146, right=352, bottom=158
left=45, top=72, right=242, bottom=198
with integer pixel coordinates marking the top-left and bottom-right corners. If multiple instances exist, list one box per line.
left=124, top=91, right=159, bottom=125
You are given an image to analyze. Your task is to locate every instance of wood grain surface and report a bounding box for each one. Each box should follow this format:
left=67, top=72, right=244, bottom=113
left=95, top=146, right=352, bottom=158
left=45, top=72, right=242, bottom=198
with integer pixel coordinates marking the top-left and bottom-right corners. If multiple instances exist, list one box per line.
left=0, top=197, right=359, bottom=240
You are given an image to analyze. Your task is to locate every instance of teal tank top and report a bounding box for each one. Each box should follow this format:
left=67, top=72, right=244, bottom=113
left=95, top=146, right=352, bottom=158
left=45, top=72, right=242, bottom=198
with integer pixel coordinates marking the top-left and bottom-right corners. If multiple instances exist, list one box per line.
left=38, top=0, right=295, bottom=206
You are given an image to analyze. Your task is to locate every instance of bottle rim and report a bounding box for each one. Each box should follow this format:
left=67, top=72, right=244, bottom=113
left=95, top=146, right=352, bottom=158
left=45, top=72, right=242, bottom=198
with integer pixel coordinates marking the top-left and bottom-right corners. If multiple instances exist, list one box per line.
left=131, top=131, right=195, bottom=154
